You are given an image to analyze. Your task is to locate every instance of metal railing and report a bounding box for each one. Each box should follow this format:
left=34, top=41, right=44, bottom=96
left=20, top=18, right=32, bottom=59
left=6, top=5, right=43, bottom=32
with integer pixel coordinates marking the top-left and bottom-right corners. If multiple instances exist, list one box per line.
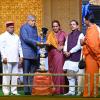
left=94, top=73, right=100, bottom=97
left=0, top=73, right=90, bottom=96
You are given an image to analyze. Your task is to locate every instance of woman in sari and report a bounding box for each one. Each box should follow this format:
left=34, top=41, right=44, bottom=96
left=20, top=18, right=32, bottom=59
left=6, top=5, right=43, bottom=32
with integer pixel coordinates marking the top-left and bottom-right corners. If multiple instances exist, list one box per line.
left=46, top=20, right=66, bottom=94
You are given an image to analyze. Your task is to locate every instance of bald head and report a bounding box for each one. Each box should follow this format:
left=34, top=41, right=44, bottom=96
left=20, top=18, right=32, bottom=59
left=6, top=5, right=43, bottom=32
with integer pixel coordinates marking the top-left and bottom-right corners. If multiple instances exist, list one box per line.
left=27, top=15, right=36, bottom=27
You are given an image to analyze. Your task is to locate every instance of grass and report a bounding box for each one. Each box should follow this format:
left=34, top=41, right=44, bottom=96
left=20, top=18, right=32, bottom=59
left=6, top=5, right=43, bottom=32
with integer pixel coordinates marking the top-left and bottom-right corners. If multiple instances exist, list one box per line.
left=0, top=88, right=100, bottom=98
left=0, top=87, right=100, bottom=98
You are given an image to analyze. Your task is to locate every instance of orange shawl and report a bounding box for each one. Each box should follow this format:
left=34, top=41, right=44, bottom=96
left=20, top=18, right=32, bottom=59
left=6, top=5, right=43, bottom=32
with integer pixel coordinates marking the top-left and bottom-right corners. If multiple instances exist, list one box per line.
left=46, top=32, right=58, bottom=48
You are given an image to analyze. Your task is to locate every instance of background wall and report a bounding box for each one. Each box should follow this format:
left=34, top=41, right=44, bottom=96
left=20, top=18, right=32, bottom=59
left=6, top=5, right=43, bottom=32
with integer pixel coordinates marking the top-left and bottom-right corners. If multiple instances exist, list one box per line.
left=42, top=0, right=81, bottom=33
left=0, top=0, right=42, bottom=34
left=0, top=0, right=81, bottom=34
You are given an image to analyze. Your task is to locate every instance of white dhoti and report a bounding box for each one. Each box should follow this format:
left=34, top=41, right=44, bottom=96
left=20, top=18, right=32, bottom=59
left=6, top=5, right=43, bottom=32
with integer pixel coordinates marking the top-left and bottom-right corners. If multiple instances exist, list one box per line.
left=67, top=70, right=76, bottom=95
left=63, top=60, right=85, bottom=95
left=2, top=62, right=18, bottom=95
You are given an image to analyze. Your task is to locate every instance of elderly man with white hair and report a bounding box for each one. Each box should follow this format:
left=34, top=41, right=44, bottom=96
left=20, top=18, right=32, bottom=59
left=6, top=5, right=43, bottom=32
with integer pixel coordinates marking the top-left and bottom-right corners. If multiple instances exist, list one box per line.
left=20, top=15, right=39, bottom=95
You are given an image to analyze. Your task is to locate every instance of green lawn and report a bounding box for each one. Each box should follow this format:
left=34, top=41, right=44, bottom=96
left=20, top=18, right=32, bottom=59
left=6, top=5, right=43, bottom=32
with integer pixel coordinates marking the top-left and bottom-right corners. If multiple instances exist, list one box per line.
left=0, top=87, right=100, bottom=98
left=0, top=87, right=25, bottom=96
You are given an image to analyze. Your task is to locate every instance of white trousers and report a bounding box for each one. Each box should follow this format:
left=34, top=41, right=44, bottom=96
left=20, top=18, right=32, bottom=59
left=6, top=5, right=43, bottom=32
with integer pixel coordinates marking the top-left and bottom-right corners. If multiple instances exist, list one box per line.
left=67, top=69, right=84, bottom=95
left=2, top=62, right=18, bottom=95
left=67, top=70, right=76, bottom=95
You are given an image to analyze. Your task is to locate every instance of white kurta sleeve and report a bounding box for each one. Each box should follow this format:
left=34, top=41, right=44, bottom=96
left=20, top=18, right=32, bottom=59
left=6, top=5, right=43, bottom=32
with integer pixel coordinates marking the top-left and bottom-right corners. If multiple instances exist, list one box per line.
left=18, top=38, right=23, bottom=58
left=70, top=33, right=84, bottom=53
left=0, top=35, right=7, bottom=59
left=63, top=37, right=68, bottom=52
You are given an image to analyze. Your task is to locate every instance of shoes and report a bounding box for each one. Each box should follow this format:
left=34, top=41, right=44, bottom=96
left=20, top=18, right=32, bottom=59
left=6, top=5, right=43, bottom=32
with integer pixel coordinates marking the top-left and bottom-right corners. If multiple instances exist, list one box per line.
left=64, top=92, right=75, bottom=96
left=24, top=92, right=31, bottom=95
left=77, top=92, right=81, bottom=96
left=3, top=93, right=9, bottom=96
left=11, top=93, right=20, bottom=95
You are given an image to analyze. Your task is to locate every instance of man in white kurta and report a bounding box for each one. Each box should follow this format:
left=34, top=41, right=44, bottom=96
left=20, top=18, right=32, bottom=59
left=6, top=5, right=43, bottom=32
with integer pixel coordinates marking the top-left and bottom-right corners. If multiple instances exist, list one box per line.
left=0, top=21, right=23, bottom=95
left=63, top=20, right=84, bottom=96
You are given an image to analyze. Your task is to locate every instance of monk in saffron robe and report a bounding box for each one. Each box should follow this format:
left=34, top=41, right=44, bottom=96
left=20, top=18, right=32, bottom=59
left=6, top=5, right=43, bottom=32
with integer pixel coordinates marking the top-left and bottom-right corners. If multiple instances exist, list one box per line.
left=46, top=20, right=66, bottom=94
left=81, top=13, right=100, bottom=97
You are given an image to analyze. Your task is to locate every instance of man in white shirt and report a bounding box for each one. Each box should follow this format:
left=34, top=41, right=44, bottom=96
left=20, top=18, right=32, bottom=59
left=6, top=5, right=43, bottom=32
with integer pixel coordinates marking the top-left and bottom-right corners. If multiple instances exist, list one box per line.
left=63, top=20, right=84, bottom=96
left=0, top=21, right=23, bottom=95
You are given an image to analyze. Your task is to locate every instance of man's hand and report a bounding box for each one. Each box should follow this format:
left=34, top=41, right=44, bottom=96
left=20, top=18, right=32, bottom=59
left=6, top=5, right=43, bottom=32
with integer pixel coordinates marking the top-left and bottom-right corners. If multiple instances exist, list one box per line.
left=80, top=39, right=85, bottom=46
left=36, top=42, right=41, bottom=46
left=3, top=58, right=7, bottom=64
left=64, top=51, right=71, bottom=57
left=19, top=57, right=23, bottom=65
left=45, top=42, right=51, bottom=46
left=37, top=42, right=46, bottom=47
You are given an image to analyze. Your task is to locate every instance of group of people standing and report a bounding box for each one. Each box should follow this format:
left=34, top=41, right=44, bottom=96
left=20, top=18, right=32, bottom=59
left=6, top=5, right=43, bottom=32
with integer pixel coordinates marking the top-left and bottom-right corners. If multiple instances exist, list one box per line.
left=0, top=12, right=100, bottom=97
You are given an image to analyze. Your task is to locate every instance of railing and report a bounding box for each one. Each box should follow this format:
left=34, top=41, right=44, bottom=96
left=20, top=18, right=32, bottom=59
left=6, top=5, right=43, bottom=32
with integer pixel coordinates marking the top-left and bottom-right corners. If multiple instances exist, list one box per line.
left=94, top=73, right=100, bottom=97
left=0, top=73, right=91, bottom=96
